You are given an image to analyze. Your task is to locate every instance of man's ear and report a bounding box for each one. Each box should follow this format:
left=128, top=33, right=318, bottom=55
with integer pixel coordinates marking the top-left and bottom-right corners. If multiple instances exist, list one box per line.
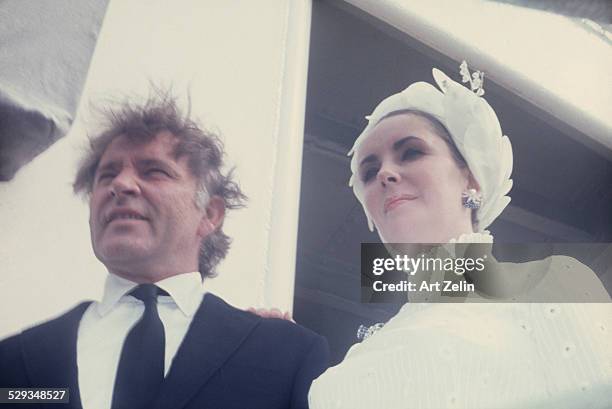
left=197, top=196, right=225, bottom=238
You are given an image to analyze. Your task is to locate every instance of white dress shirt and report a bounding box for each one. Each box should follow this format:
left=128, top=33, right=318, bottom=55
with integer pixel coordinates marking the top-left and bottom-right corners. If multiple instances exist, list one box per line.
left=77, top=272, right=205, bottom=409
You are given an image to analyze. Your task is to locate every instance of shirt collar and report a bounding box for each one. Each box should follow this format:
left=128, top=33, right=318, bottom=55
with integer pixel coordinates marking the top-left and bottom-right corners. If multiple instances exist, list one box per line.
left=96, top=272, right=204, bottom=317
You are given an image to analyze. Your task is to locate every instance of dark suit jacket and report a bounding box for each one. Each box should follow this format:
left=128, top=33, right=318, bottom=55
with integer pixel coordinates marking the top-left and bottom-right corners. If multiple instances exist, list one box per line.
left=0, top=293, right=330, bottom=409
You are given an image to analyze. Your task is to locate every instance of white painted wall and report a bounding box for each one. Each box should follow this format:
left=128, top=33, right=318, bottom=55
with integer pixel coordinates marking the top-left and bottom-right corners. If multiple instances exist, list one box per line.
left=0, top=0, right=311, bottom=338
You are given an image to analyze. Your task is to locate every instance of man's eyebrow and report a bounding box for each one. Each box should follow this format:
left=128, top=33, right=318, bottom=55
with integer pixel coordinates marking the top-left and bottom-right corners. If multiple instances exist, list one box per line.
left=137, top=158, right=180, bottom=175
left=392, top=136, right=419, bottom=151
left=96, top=160, right=121, bottom=174
left=138, top=158, right=173, bottom=168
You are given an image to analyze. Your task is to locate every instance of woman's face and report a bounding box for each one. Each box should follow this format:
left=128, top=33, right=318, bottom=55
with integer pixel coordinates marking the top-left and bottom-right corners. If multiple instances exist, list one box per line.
left=355, top=113, right=475, bottom=243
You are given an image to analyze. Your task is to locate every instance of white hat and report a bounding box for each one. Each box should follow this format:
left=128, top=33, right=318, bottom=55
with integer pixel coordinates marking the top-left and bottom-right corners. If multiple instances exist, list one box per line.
left=348, top=62, right=513, bottom=232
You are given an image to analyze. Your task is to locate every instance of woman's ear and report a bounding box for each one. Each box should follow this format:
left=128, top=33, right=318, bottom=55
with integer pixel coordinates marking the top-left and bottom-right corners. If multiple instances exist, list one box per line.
left=466, top=172, right=481, bottom=192
left=197, top=196, right=225, bottom=238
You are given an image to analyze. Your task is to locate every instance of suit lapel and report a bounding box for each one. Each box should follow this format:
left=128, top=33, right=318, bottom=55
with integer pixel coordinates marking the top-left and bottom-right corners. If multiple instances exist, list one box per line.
left=153, top=293, right=261, bottom=409
left=21, top=302, right=91, bottom=409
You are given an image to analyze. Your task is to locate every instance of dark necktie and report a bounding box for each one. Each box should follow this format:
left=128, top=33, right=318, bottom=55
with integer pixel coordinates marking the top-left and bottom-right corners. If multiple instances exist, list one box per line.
left=111, top=284, right=166, bottom=409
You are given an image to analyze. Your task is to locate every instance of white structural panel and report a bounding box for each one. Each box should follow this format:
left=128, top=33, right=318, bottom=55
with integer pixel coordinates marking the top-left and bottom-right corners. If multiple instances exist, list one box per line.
left=0, top=0, right=312, bottom=338
left=347, top=0, right=612, bottom=151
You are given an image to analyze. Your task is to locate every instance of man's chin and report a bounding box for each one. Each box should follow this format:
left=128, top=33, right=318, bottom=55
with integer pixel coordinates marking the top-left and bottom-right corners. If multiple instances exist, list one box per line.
left=95, top=242, right=152, bottom=265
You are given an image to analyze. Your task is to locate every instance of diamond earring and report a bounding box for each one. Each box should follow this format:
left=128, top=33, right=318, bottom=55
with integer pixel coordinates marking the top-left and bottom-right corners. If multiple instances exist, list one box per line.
left=462, top=188, right=482, bottom=209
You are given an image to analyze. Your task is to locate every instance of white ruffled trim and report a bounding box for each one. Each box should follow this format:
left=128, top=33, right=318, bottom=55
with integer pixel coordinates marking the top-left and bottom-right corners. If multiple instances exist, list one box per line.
left=448, top=231, right=493, bottom=243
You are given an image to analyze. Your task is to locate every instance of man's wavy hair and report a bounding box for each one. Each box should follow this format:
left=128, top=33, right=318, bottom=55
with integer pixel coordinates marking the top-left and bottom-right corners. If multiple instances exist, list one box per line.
left=73, top=90, right=247, bottom=278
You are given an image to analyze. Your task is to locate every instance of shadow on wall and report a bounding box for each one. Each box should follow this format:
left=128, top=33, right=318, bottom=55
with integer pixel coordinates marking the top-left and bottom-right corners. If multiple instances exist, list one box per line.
left=0, top=0, right=108, bottom=181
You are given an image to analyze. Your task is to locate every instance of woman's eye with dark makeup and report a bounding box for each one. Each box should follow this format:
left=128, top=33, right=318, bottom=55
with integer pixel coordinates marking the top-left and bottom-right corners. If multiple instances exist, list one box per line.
left=401, top=148, right=423, bottom=161
left=362, top=167, right=379, bottom=183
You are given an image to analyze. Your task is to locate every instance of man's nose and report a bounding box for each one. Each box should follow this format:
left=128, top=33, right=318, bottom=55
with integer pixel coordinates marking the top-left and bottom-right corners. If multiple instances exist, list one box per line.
left=110, top=170, right=141, bottom=197
left=377, top=166, right=400, bottom=187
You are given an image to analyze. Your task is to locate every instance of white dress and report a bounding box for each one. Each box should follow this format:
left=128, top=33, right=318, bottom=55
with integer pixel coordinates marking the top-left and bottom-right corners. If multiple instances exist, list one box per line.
left=309, top=236, right=612, bottom=409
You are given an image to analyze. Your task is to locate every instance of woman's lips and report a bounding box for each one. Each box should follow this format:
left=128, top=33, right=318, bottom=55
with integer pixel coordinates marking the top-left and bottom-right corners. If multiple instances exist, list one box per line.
left=384, top=194, right=418, bottom=213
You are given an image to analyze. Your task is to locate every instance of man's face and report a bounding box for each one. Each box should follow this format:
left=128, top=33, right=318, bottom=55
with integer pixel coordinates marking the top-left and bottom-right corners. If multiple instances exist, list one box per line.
left=89, top=132, right=211, bottom=280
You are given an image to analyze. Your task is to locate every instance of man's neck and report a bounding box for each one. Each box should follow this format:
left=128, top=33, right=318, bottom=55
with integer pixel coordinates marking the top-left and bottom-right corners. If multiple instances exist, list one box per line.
left=108, top=266, right=198, bottom=284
